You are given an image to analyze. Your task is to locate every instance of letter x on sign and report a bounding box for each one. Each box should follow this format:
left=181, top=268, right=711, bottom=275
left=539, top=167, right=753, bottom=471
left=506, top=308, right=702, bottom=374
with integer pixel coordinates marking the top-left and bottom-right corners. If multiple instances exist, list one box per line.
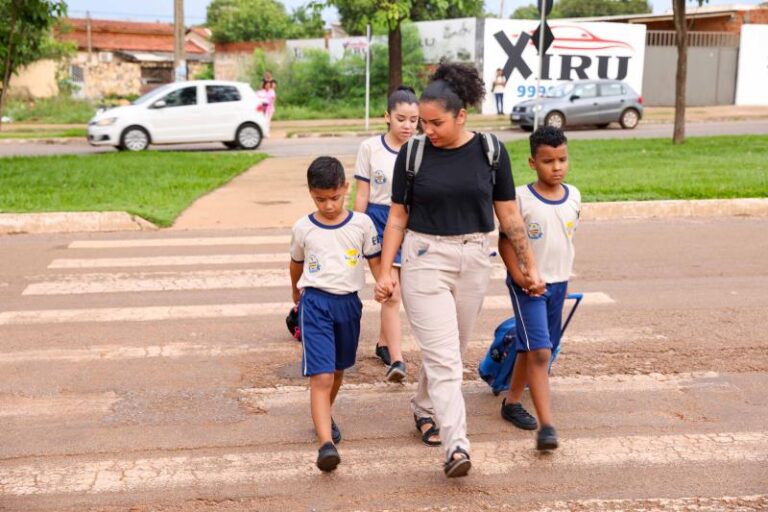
left=494, top=31, right=532, bottom=81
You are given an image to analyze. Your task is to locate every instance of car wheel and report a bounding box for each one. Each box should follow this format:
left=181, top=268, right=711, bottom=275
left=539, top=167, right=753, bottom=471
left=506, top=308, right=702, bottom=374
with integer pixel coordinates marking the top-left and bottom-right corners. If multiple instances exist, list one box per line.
left=236, top=123, right=262, bottom=150
left=545, top=111, right=565, bottom=129
left=120, top=126, right=150, bottom=151
left=521, top=125, right=534, bottom=132
left=596, top=123, right=610, bottom=129
left=620, top=108, right=640, bottom=129
left=223, top=141, right=239, bottom=150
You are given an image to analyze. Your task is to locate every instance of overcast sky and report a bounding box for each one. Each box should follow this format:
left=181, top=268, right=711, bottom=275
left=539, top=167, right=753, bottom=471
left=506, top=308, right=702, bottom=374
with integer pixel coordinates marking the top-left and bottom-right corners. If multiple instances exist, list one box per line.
left=63, top=0, right=764, bottom=25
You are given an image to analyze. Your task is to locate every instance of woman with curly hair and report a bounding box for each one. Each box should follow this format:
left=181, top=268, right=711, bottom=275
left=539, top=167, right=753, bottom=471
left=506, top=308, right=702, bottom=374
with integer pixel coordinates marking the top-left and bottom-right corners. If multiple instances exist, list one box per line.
left=375, top=62, right=544, bottom=478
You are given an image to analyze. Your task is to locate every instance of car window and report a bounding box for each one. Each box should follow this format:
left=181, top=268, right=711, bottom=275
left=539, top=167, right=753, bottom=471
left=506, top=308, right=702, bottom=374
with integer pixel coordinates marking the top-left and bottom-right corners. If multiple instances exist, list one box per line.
left=600, top=83, right=624, bottom=97
left=162, top=86, right=197, bottom=107
left=573, top=83, right=597, bottom=98
left=206, top=85, right=241, bottom=104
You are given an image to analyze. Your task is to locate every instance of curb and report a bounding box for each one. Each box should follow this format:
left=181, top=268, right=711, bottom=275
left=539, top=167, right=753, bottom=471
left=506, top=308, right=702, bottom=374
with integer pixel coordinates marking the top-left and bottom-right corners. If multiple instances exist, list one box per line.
left=1, top=199, right=766, bottom=235
left=0, top=212, right=157, bottom=235
left=0, top=137, right=80, bottom=145
left=581, top=198, right=768, bottom=220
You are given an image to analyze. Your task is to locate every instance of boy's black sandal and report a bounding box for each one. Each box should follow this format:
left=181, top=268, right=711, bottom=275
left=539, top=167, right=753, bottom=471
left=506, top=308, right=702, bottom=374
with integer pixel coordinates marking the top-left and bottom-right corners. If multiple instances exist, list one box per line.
left=385, top=361, right=406, bottom=382
left=375, top=343, right=391, bottom=366
left=500, top=399, right=538, bottom=430
left=316, top=441, right=341, bottom=472
left=414, top=414, right=441, bottom=447
left=536, top=425, right=559, bottom=451
left=444, top=446, right=471, bottom=478
left=331, top=417, right=342, bottom=444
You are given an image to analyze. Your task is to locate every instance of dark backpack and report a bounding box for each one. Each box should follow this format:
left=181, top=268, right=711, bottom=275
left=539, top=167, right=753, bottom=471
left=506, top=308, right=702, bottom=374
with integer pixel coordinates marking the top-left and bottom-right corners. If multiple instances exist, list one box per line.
left=402, top=132, right=502, bottom=211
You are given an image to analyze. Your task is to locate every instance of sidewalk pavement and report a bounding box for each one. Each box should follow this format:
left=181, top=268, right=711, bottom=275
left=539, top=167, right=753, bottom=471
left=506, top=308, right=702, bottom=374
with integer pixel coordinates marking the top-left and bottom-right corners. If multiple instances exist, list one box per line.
left=2, top=155, right=767, bottom=235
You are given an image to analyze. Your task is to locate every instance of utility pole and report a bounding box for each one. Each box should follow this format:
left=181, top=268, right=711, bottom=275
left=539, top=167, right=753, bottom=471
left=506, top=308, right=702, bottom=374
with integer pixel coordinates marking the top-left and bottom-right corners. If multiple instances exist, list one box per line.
left=86, top=11, right=93, bottom=63
left=499, top=0, right=505, bottom=18
left=174, top=0, right=186, bottom=81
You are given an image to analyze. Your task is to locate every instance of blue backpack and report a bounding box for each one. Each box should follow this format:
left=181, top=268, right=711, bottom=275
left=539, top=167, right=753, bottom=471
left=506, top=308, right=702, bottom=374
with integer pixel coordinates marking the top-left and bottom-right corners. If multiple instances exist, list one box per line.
left=478, top=293, right=583, bottom=395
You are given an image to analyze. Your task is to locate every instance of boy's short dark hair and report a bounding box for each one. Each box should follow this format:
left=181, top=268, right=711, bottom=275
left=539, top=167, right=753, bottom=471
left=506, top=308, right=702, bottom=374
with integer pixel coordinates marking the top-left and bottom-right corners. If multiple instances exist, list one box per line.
left=307, top=156, right=346, bottom=190
left=530, top=126, right=568, bottom=157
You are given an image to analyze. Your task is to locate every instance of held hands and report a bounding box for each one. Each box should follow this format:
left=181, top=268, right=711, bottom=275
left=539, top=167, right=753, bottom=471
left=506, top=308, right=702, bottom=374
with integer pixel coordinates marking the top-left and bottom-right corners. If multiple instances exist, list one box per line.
left=521, top=271, right=546, bottom=297
left=375, top=276, right=395, bottom=303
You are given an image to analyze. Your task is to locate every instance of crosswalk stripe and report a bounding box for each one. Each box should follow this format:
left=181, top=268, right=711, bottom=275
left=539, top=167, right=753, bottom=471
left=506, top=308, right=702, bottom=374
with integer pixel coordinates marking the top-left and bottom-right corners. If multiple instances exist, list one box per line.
left=1, top=431, right=765, bottom=495
left=0, top=342, right=300, bottom=364
left=68, top=236, right=293, bottom=249
left=0, top=372, right=722, bottom=420
left=0, top=325, right=652, bottom=364
left=239, top=372, right=723, bottom=410
left=49, top=253, right=289, bottom=269
left=0, top=293, right=613, bottom=325
left=24, top=267, right=508, bottom=295
left=0, top=392, right=118, bottom=417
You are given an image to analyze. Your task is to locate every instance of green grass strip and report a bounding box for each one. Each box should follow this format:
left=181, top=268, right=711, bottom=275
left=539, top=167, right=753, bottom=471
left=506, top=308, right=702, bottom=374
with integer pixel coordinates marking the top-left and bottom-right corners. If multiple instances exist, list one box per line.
left=0, top=151, right=267, bottom=227
left=505, top=135, right=768, bottom=201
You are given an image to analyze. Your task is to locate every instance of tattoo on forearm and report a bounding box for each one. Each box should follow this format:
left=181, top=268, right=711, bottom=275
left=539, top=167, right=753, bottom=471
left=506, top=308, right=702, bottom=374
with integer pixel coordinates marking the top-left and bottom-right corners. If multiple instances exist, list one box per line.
left=504, top=224, right=533, bottom=276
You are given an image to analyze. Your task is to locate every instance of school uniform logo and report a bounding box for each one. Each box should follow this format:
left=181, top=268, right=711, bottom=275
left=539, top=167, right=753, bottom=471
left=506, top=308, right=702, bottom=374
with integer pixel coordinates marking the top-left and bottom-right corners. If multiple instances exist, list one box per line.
left=565, top=220, right=575, bottom=238
left=345, top=248, right=360, bottom=267
left=372, top=235, right=380, bottom=246
left=308, top=254, right=321, bottom=273
left=373, top=169, right=387, bottom=185
left=527, top=222, right=543, bottom=239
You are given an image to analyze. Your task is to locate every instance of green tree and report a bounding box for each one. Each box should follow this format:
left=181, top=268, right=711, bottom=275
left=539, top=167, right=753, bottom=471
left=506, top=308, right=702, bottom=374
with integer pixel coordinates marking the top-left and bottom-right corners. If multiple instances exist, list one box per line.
left=207, top=0, right=294, bottom=43
left=0, top=0, right=67, bottom=131
left=512, top=0, right=651, bottom=19
left=327, top=0, right=481, bottom=95
left=288, top=5, right=326, bottom=38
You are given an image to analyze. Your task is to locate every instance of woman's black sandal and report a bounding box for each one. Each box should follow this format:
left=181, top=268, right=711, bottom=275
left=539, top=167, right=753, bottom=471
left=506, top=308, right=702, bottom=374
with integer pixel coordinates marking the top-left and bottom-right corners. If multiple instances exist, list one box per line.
left=414, top=414, right=441, bottom=447
left=444, top=446, right=471, bottom=478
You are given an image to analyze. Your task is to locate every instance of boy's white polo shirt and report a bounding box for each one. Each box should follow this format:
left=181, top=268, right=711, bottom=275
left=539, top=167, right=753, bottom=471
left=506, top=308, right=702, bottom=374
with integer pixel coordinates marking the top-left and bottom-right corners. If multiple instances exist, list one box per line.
left=290, top=210, right=381, bottom=295
left=517, top=183, right=581, bottom=284
left=354, top=134, right=399, bottom=205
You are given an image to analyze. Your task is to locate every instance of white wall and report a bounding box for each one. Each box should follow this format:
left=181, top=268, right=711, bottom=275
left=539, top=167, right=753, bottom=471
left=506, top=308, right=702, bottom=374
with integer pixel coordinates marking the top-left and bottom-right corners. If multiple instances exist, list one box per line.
left=735, top=24, right=768, bottom=106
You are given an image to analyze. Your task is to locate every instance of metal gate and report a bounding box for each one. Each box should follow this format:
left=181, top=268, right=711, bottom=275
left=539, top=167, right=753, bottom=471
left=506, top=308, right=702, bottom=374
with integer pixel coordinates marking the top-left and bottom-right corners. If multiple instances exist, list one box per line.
left=642, top=31, right=739, bottom=106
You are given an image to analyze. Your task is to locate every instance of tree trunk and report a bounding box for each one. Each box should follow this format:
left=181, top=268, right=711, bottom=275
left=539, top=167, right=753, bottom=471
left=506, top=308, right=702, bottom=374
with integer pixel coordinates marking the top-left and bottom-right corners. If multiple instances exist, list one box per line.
left=672, top=0, right=687, bottom=144
left=388, top=22, right=402, bottom=96
left=0, top=4, right=19, bottom=132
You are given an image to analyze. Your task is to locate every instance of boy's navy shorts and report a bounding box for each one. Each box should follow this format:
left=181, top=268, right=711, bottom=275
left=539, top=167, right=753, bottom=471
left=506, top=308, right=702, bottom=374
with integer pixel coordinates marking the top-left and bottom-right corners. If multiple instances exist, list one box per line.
left=505, top=275, right=568, bottom=354
left=366, top=203, right=401, bottom=266
left=299, top=287, right=363, bottom=376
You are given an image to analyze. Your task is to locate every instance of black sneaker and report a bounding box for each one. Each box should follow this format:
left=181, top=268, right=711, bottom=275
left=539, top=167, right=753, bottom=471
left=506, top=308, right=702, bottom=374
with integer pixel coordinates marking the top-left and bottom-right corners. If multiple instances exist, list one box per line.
left=501, top=399, right=538, bottom=430
left=375, top=343, right=391, bottom=366
left=316, top=442, right=340, bottom=472
left=385, top=361, right=406, bottom=382
left=331, top=417, right=342, bottom=444
left=536, top=425, right=559, bottom=451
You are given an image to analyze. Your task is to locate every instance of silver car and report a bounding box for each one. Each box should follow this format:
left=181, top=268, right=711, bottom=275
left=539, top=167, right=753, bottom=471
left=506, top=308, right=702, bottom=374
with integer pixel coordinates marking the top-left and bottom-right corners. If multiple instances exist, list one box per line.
left=510, top=80, right=643, bottom=131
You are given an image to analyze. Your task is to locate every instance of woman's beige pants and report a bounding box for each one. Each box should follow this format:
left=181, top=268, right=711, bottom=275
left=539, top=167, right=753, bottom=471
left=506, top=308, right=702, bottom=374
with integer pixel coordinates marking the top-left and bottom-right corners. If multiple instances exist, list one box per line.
left=400, top=230, right=491, bottom=460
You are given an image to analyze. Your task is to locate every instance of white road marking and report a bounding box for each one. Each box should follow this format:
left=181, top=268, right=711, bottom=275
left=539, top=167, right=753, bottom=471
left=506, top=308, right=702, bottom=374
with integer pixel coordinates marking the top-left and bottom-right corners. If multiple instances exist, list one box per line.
left=238, top=372, right=724, bottom=409
left=0, top=342, right=300, bottom=364
left=49, top=253, right=289, bottom=269
left=0, top=392, right=118, bottom=417
left=0, top=293, right=613, bottom=325
left=24, top=267, right=508, bottom=295
left=1, top=430, right=764, bottom=495
left=68, top=235, right=293, bottom=249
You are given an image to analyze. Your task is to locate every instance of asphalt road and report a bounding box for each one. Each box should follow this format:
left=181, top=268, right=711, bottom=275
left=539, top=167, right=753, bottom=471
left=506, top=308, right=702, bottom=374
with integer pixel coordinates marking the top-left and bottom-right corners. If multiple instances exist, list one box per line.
left=0, top=218, right=766, bottom=510
left=1, top=119, right=767, bottom=158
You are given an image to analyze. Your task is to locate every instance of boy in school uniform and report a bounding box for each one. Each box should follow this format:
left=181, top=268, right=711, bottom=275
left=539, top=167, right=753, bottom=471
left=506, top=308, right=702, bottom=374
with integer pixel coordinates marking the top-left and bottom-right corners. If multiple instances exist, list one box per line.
left=289, top=156, right=383, bottom=472
left=497, top=126, right=581, bottom=451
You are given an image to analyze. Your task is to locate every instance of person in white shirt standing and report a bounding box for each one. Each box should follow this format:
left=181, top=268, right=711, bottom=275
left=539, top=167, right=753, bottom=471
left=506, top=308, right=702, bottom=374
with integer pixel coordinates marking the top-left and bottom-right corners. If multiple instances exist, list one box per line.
left=354, top=86, right=419, bottom=382
left=498, top=126, right=581, bottom=451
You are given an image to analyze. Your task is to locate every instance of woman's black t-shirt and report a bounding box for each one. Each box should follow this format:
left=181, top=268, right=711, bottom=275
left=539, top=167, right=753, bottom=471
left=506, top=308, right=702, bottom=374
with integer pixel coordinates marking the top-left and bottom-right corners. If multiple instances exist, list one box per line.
left=391, top=133, right=516, bottom=236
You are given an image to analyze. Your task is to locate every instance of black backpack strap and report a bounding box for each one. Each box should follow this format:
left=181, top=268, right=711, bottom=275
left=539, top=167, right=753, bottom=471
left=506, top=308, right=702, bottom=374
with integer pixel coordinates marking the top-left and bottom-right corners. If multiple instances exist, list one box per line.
left=403, top=135, right=426, bottom=212
left=480, top=132, right=501, bottom=186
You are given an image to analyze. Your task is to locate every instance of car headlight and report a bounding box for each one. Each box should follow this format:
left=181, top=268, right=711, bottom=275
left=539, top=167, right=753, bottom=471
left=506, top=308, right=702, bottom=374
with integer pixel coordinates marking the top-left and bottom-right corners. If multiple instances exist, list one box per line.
left=95, top=117, right=117, bottom=126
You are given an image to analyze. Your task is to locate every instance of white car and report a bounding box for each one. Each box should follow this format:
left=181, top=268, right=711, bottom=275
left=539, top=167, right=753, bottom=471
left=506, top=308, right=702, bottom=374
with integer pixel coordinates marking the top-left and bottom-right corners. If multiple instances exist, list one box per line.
left=87, top=80, right=269, bottom=151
